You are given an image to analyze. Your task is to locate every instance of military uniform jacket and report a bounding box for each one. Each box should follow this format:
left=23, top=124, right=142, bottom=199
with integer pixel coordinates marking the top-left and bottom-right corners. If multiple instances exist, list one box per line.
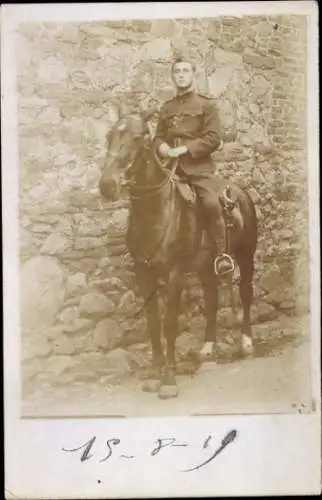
left=153, top=90, right=221, bottom=176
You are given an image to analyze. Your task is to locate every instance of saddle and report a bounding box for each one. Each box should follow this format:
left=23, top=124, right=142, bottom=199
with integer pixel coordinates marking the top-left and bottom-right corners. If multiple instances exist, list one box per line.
left=175, top=178, right=243, bottom=231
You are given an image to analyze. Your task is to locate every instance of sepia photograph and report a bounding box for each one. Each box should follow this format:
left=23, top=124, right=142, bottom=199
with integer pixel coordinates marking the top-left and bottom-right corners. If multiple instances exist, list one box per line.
left=2, top=2, right=320, bottom=498
left=14, top=10, right=316, bottom=419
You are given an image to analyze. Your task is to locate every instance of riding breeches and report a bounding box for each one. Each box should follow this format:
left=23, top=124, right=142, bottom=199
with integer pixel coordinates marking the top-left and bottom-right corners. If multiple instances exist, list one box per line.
left=177, top=168, right=228, bottom=256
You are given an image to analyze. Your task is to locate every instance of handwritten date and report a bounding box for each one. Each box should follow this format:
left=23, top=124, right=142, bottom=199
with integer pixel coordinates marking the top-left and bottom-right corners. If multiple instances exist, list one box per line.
left=62, top=429, right=237, bottom=472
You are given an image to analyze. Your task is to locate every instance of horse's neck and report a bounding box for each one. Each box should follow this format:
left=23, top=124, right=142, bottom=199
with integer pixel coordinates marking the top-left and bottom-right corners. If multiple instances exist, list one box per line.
left=133, top=148, right=165, bottom=187
left=129, top=148, right=172, bottom=220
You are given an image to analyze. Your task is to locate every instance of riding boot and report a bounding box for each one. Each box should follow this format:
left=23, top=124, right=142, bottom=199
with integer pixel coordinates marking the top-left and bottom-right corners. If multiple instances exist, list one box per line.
left=209, top=215, right=234, bottom=276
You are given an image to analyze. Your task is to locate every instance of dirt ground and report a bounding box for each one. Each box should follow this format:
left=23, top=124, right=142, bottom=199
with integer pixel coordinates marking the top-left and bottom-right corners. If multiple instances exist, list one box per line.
left=22, top=316, right=313, bottom=418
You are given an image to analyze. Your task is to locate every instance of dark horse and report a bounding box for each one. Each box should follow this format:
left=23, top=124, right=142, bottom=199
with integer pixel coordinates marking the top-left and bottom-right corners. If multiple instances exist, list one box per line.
left=99, top=107, right=258, bottom=399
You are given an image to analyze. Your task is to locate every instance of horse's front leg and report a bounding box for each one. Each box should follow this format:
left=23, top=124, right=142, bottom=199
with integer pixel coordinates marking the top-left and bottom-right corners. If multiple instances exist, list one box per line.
left=159, top=268, right=184, bottom=399
left=134, top=264, right=165, bottom=378
left=198, top=258, right=219, bottom=361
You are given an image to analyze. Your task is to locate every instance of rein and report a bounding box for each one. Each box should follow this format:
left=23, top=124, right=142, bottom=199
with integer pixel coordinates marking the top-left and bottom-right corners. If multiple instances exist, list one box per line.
left=126, top=147, right=175, bottom=200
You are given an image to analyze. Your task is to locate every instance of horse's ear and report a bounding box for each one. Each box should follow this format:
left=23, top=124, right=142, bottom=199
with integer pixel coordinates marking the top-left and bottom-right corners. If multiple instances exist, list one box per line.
left=106, top=103, right=121, bottom=124
left=106, top=98, right=129, bottom=124
left=139, top=105, right=158, bottom=122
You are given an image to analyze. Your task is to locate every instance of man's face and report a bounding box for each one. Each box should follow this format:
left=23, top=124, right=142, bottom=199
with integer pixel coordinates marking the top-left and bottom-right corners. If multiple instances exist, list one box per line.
left=171, top=61, right=195, bottom=90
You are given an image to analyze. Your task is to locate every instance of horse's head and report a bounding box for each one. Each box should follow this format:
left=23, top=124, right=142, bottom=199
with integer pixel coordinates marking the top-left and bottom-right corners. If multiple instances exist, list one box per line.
left=99, top=105, right=156, bottom=201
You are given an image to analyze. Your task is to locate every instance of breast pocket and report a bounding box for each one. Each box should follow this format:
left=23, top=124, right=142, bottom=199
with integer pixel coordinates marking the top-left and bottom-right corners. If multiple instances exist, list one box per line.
left=180, top=109, right=204, bottom=133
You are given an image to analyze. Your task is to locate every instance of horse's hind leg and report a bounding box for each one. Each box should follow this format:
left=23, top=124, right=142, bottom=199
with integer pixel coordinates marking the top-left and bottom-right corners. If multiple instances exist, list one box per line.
left=236, top=251, right=255, bottom=357
left=198, top=258, right=219, bottom=361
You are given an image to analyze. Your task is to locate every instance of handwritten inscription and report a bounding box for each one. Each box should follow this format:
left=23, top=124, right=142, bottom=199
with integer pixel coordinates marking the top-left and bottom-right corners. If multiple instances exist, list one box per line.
left=62, top=429, right=238, bottom=472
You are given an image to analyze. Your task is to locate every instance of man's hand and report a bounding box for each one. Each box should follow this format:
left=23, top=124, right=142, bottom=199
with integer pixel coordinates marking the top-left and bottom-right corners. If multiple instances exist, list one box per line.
left=167, top=146, right=188, bottom=158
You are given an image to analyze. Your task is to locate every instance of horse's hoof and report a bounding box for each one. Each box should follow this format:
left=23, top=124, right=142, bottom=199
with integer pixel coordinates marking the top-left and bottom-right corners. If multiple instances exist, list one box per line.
left=142, top=380, right=161, bottom=393
left=158, top=384, right=178, bottom=400
left=241, top=335, right=254, bottom=357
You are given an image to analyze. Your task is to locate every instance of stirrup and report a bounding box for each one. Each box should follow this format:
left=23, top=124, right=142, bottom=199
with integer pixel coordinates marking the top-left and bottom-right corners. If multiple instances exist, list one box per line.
left=214, top=253, right=235, bottom=276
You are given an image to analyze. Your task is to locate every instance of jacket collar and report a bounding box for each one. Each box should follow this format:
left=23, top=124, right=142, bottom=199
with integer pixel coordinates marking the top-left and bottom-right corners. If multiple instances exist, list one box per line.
left=175, top=88, right=196, bottom=101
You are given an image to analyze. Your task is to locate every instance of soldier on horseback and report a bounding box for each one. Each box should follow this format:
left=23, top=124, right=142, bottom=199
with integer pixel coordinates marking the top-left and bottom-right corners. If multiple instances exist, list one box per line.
left=153, top=56, right=234, bottom=277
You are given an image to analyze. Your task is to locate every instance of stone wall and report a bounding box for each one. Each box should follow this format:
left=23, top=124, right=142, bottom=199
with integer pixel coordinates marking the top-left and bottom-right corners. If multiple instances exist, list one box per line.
left=18, top=16, right=310, bottom=394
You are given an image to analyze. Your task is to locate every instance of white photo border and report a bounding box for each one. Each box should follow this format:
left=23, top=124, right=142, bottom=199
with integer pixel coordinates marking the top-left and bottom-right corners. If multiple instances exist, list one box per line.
left=2, top=2, right=320, bottom=498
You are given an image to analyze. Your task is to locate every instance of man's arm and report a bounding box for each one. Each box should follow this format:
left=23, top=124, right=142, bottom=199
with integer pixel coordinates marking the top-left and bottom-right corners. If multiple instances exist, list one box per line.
left=184, top=100, right=221, bottom=159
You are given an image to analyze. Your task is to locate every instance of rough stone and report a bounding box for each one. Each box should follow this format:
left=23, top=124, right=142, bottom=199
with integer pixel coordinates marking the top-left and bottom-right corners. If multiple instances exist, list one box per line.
left=252, top=302, right=278, bottom=324
left=213, top=48, right=243, bottom=67
left=279, top=229, right=295, bottom=240
left=65, top=352, right=110, bottom=382
left=259, top=264, right=286, bottom=293
left=75, top=215, right=112, bottom=237
left=32, top=223, right=54, bottom=234
left=40, top=233, right=72, bottom=256
left=151, top=19, right=175, bottom=37
left=214, top=98, right=237, bottom=142
left=110, top=208, right=129, bottom=231
left=212, top=142, right=252, bottom=162
left=208, top=67, right=233, bottom=99
left=21, top=256, right=66, bottom=330
left=66, top=272, right=87, bottom=296
left=74, top=236, right=106, bottom=251
left=79, top=292, right=115, bottom=319
left=121, top=318, right=147, bottom=347
left=46, top=325, right=66, bottom=342
left=252, top=320, right=282, bottom=341
left=98, top=257, right=112, bottom=269
left=138, top=38, right=172, bottom=61
left=93, top=318, right=125, bottom=350
left=117, top=290, right=137, bottom=317
left=65, top=258, right=99, bottom=274
left=176, top=332, right=201, bottom=359
left=52, top=334, right=75, bottom=355
left=64, top=317, right=95, bottom=334
left=279, top=300, right=296, bottom=311
left=264, top=287, right=296, bottom=307
left=104, top=348, right=134, bottom=374
left=91, top=277, right=124, bottom=294
left=243, top=53, right=276, bottom=69
left=33, top=337, right=52, bottom=358
left=73, top=332, right=97, bottom=353
left=57, top=306, right=79, bottom=325
left=37, top=57, right=68, bottom=82
left=21, top=331, right=52, bottom=361
left=42, top=355, right=76, bottom=378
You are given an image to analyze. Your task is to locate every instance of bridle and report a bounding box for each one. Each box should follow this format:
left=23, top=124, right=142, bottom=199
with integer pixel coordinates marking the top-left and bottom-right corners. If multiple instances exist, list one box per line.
left=116, top=137, right=177, bottom=200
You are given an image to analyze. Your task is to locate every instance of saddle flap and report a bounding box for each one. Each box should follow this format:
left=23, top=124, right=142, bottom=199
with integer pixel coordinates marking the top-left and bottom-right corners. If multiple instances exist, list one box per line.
left=176, top=181, right=197, bottom=206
